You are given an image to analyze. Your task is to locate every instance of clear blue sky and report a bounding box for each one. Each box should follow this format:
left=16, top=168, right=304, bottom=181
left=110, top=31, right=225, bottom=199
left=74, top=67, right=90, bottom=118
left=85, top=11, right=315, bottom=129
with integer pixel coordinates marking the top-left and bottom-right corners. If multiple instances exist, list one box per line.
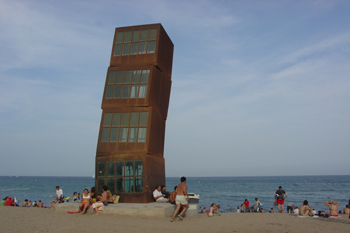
left=1, top=0, right=349, bottom=177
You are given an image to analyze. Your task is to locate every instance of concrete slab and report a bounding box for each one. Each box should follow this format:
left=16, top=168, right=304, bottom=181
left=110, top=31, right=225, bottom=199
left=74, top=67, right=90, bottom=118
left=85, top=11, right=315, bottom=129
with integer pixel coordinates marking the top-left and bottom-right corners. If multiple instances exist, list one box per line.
left=54, top=202, right=198, bottom=218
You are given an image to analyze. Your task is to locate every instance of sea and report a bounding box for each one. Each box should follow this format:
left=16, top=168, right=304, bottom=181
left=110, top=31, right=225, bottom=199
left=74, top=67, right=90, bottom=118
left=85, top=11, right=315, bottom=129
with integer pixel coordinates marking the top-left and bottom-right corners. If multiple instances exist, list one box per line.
left=1, top=175, right=349, bottom=213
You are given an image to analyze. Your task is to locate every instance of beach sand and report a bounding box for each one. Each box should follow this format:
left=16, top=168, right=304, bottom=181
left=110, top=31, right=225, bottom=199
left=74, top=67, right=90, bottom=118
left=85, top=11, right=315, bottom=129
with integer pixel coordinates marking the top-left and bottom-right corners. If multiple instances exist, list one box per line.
left=1, top=206, right=349, bottom=233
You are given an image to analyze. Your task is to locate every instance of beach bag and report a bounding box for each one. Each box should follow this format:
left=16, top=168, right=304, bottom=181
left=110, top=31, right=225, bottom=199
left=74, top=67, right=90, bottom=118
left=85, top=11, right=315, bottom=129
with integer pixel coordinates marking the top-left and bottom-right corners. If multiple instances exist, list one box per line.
left=274, top=201, right=278, bottom=206
left=112, top=195, right=120, bottom=204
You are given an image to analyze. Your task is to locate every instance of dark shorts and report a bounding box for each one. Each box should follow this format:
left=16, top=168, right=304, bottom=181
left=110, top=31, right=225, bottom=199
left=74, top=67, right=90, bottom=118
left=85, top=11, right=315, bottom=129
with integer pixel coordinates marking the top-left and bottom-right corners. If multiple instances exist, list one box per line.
left=287, top=206, right=293, bottom=212
left=277, top=199, right=284, bottom=205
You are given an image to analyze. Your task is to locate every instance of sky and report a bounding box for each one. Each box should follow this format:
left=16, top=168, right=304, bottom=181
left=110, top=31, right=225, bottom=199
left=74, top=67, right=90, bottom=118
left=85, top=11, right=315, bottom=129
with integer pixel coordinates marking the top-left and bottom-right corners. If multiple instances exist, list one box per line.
left=1, top=0, right=349, bottom=177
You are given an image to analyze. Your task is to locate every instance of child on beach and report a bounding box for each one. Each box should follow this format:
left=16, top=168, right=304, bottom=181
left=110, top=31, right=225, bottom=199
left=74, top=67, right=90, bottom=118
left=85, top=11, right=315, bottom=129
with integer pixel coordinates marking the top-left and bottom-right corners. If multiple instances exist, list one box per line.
left=207, top=203, right=215, bottom=217
left=71, top=192, right=79, bottom=202
left=214, top=205, right=221, bottom=216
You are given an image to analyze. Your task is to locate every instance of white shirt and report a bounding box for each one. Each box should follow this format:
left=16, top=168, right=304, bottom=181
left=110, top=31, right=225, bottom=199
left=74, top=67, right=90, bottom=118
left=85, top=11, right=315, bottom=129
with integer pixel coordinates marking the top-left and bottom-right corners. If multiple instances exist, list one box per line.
left=153, top=189, right=163, bottom=199
left=294, top=209, right=299, bottom=214
left=237, top=209, right=241, bottom=213
left=56, top=189, right=63, bottom=198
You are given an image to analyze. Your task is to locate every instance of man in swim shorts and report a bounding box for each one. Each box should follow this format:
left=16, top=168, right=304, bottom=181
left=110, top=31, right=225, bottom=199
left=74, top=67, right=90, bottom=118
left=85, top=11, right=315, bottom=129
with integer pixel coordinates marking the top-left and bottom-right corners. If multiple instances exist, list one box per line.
left=274, top=186, right=287, bottom=213
left=170, top=176, right=189, bottom=222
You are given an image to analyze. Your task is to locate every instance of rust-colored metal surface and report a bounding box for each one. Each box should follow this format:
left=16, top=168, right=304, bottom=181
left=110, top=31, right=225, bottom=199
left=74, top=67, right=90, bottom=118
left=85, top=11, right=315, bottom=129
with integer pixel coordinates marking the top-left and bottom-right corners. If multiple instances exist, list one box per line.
left=95, top=23, right=173, bottom=203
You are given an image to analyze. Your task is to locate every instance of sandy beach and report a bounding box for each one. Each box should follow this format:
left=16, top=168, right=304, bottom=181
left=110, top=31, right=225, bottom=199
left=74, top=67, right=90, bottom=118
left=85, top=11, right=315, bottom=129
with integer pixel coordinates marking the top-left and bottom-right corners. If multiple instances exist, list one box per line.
left=1, top=206, right=349, bottom=233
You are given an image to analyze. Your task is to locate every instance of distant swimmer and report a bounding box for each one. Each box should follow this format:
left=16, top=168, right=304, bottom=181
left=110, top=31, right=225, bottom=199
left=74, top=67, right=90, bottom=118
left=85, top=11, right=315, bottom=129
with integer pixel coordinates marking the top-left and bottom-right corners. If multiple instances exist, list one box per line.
left=274, top=186, right=287, bottom=213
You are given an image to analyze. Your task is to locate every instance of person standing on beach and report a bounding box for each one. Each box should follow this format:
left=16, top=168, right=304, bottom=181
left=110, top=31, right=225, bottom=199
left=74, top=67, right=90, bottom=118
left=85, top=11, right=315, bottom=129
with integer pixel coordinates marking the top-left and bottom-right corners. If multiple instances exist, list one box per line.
left=274, top=186, right=287, bottom=213
left=170, top=176, right=189, bottom=222
left=244, top=199, right=250, bottom=212
left=55, top=186, right=64, bottom=203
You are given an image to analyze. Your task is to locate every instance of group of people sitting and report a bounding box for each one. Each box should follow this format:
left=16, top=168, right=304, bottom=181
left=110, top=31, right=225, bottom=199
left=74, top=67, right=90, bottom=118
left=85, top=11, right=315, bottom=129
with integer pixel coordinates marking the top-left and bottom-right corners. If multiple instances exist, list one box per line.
left=0, top=197, right=46, bottom=208
left=65, top=185, right=116, bottom=215
left=153, top=185, right=177, bottom=204
left=200, top=203, right=222, bottom=216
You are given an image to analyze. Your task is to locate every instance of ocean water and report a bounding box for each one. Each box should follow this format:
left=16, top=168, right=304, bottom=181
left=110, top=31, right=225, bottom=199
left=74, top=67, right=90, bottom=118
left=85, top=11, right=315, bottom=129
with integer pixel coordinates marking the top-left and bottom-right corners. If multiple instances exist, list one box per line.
left=1, top=176, right=349, bottom=213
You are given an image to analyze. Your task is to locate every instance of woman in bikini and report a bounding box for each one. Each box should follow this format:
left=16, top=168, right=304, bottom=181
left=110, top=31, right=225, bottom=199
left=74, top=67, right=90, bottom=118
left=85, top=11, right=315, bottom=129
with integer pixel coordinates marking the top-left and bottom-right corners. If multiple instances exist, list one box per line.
left=324, top=200, right=339, bottom=217
left=80, top=189, right=91, bottom=214
left=71, top=192, right=79, bottom=202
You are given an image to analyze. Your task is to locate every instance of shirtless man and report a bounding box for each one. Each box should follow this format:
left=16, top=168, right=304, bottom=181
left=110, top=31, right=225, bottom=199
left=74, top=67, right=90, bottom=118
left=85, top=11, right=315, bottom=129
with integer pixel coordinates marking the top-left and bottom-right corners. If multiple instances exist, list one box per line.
left=324, top=200, right=339, bottom=217
left=170, top=176, right=189, bottom=222
left=343, top=205, right=350, bottom=215
left=299, top=200, right=315, bottom=217
left=37, top=200, right=43, bottom=208
left=22, top=199, right=28, bottom=207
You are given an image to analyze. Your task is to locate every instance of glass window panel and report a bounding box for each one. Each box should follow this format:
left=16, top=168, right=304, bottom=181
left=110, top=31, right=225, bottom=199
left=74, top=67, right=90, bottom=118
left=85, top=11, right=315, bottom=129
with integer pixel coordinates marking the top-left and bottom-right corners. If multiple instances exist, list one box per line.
left=138, top=84, right=147, bottom=98
left=135, top=160, right=143, bottom=176
left=112, top=113, right=121, bottom=126
left=125, top=177, right=133, bottom=193
left=149, top=28, right=157, bottom=40
left=98, top=178, right=106, bottom=194
left=108, top=71, right=116, bottom=84
left=110, top=128, right=119, bottom=142
left=101, top=128, right=110, bottom=142
left=98, top=162, right=106, bottom=177
left=139, top=42, right=146, bottom=54
left=132, top=70, right=141, bottom=83
left=105, top=86, right=114, bottom=99
left=130, top=43, right=138, bottom=55
left=147, top=41, right=156, bottom=53
left=107, top=178, right=115, bottom=194
left=138, top=128, right=147, bottom=142
left=128, top=128, right=137, bottom=142
left=139, top=112, right=148, bottom=126
left=119, top=128, right=128, bottom=142
left=121, top=113, right=130, bottom=126
left=122, top=85, right=130, bottom=98
left=125, top=161, right=133, bottom=176
left=130, top=113, right=139, bottom=126
left=124, top=31, right=132, bottom=42
left=132, top=30, right=140, bottom=42
left=124, top=71, right=132, bottom=84
left=141, top=70, right=149, bottom=83
left=122, top=43, right=130, bottom=55
left=130, top=85, right=138, bottom=98
left=113, top=86, right=122, bottom=99
left=116, top=71, right=124, bottom=84
left=140, top=29, right=148, bottom=41
left=114, top=44, right=122, bottom=56
left=135, top=177, right=143, bottom=193
left=116, top=161, right=124, bottom=176
left=103, top=113, right=113, bottom=127
left=116, top=32, right=124, bottom=43
left=107, top=162, right=115, bottom=177
left=116, top=177, right=123, bottom=193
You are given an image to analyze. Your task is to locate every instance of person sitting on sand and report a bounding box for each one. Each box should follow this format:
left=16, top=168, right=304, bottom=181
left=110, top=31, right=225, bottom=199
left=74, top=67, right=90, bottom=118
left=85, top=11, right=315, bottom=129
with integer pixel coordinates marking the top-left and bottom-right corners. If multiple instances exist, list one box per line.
left=200, top=207, right=207, bottom=213
left=33, top=201, right=38, bottom=207
left=236, top=207, right=241, bottom=213
left=324, top=200, right=339, bottom=217
left=214, top=205, right=221, bottom=216
left=207, top=203, right=215, bottom=217
left=250, top=206, right=255, bottom=213
left=27, top=200, right=32, bottom=207
left=299, top=200, right=315, bottom=217
left=0, top=197, right=6, bottom=206
left=169, top=186, right=177, bottom=204
left=153, top=185, right=168, bottom=203
left=22, top=199, right=28, bottom=207
left=89, top=187, right=96, bottom=203
left=269, top=208, right=275, bottom=213
left=80, top=188, right=92, bottom=214
left=5, top=197, right=16, bottom=206
left=343, top=205, right=350, bottom=215
left=37, top=200, right=43, bottom=208
left=99, top=185, right=110, bottom=206
left=71, top=192, right=79, bottom=203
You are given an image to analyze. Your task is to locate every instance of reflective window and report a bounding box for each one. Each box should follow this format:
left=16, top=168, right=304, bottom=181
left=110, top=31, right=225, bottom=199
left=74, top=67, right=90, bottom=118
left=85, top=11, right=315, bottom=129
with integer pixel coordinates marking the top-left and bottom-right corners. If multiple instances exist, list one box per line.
left=124, top=71, right=132, bottom=84
left=132, top=30, right=140, bottom=42
left=112, top=113, right=121, bottom=127
left=116, top=177, right=123, bottom=193
left=122, top=43, right=130, bottom=55
left=124, top=31, right=132, bottom=42
left=98, top=178, right=106, bottom=193
left=101, top=128, right=110, bottom=142
left=107, top=162, right=115, bottom=177
left=103, top=113, right=112, bottom=127
left=107, top=178, right=115, bottom=193
left=138, top=128, right=147, bottom=142
left=113, top=86, right=122, bottom=99
left=119, top=128, right=128, bottom=142
left=139, top=112, right=148, bottom=126
left=114, top=44, right=122, bottom=56
left=110, top=128, right=119, bottom=142
left=141, top=70, right=149, bottom=83
left=98, top=162, right=106, bottom=177
left=130, top=85, right=138, bottom=98
left=130, top=43, right=138, bottom=55
left=149, top=28, right=157, bottom=40
left=116, top=161, right=124, bottom=176
left=140, top=29, right=148, bottom=41
left=138, top=85, right=147, bottom=98
left=125, top=161, right=133, bottom=176
left=132, top=70, right=141, bottom=83
left=108, top=71, right=116, bottom=84
left=121, top=113, right=130, bottom=126
left=128, top=128, right=137, bottom=142
left=135, top=160, right=143, bottom=175
left=105, top=86, right=114, bottom=99
left=147, top=41, right=156, bottom=53
left=116, top=71, right=124, bottom=84
left=135, top=177, right=143, bottom=192
left=122, top=85, right=130, bottom=98
left=116, top=32, right=124, bottom=43
left=125, top=177, right=133, bottom=193
left=139, top=42, right=147, bottom=54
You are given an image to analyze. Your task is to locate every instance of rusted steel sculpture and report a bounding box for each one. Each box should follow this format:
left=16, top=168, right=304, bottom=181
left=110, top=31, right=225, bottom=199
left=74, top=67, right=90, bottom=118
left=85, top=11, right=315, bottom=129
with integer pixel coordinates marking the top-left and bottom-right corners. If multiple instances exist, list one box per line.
left=95, top=24, right=173, bottom=203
